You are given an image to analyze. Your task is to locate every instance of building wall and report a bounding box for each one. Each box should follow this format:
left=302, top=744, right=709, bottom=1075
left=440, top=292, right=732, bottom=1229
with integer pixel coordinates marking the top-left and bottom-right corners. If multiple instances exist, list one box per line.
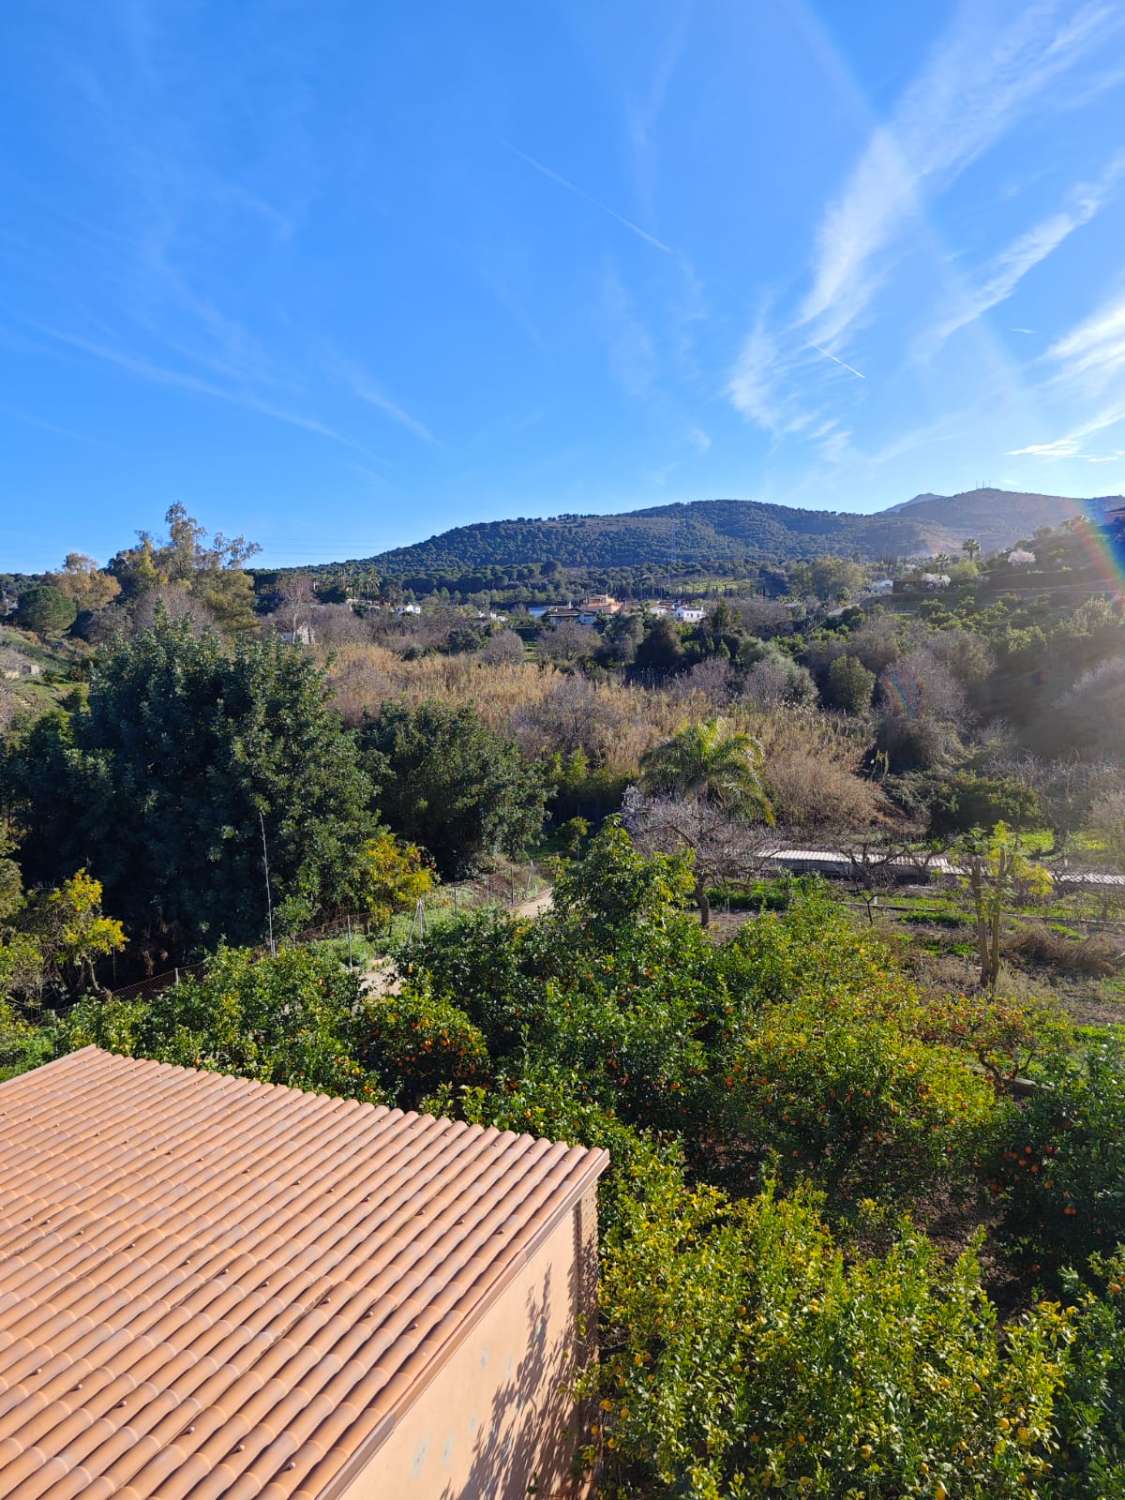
left=339, top=1184, right=600, bottom=1500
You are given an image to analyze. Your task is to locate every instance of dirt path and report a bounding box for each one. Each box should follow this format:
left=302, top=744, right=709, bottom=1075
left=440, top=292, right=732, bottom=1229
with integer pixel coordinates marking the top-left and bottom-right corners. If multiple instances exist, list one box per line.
left=512, top=887, right=553, bottom=920
left=362, top=884, right=553, bottom=996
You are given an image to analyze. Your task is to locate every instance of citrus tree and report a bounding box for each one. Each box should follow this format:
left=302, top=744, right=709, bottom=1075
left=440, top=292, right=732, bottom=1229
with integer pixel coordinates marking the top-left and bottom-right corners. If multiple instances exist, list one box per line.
left=354, top=831, right=433, bottom=933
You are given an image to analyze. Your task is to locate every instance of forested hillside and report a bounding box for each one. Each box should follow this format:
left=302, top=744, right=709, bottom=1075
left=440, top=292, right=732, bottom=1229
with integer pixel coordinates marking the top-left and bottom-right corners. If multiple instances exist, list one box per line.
left=347, top=489, right=1121, bottom=576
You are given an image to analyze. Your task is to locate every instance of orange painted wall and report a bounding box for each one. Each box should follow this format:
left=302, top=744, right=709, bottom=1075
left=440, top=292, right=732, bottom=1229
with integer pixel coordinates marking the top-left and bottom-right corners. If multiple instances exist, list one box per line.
left=339, top=1185, right=599, bottom=1500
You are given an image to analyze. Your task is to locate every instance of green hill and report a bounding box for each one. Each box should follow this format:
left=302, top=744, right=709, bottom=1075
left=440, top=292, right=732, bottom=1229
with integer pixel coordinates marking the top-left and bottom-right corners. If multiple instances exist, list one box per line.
left=356, top=490, right=1120, bottom=576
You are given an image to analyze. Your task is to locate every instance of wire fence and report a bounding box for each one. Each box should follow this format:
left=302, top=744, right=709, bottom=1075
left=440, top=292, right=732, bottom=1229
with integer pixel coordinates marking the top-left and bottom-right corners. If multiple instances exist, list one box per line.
left=106, top=859, right=548, bottom=1003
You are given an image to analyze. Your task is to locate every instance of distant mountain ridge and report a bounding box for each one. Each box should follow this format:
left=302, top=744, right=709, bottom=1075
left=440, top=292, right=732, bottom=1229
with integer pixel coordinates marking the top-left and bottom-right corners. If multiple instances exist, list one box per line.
left=355, top=488, right=1122, bottom=575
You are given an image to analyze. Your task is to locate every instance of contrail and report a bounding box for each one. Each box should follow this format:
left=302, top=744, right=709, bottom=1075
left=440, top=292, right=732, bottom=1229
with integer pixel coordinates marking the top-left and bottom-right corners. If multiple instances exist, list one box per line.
left=810, top=342, right=866, bottom=380
left=504, top=141, right=674, bottom=256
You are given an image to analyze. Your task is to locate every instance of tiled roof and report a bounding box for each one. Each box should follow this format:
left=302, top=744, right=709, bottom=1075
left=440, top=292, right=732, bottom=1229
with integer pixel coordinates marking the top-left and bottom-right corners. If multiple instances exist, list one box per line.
left=0, top=1048, right=607, bottom=1499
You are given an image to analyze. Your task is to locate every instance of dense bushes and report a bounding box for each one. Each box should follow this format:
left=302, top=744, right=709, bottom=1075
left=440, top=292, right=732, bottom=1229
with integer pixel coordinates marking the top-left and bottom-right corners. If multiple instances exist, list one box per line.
left=715, top=991, right=995, bottom=1198
left=928, top=771, right=1042, bottom=837
left=592, top=1181, right=1076, bottom=1499
left=825, top=652, right=875, bottom=713
left=989, top=1037, right=1125, bottom=1277
left=358, top=990, right=490, bottom=1107
left=1, top=619, right=375, bottom=960
left=64, top=945, right=377, bottom=1099
left=358, top=699, right=545, bottom=878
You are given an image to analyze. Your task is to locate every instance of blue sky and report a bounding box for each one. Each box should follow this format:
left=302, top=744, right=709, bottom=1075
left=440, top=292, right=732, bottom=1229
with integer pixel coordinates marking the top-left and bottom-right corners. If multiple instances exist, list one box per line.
left=3, top=0, right=1125, bottom=572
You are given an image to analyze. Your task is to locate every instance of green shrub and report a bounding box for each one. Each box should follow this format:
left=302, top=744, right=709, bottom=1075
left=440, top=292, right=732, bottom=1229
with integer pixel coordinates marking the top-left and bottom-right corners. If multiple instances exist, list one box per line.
left=713, top=991, right=998, bottom=1198
left=398, top=906, right=544, bottom=1058
left=989, top=1038, right=1125, bottom=1277
left=591, top=1178, right=1074, bottom=1499
left=358, top=699, right=546, bottom=877
left=714, top=887, right=895, bottom=1018
left=0, top=998, right=55, bottom=1081
left=928, top=772, right=1042, bottom=838
left=16, top=584, right=77, bottom=636
left=546, top=746, right=630, bottom=825
left=63, top=945, right=376, bottom=1100
left=359, top=989, right=490, bottom=1108
left=825, top=653, right=876, bottom=713
left=1052, top=1248, right=1125, bottom=1499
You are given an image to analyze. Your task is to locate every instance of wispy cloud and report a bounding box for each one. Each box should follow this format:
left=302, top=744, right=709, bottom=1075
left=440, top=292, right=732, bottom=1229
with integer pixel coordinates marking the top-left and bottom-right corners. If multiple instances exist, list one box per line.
left=1009, top=402, right=1125, bottom=458
left=726, top=313, right=855, bottom=460
left=727, top=314, right=786, bottom=432
left=800, top=1, right=1123, bottom=348
left=922, top=154, right=1125, bottom=353
left=328, top=353, right=438, bottom=444
left=687, top=425, right=712, bottom=453
left=38, top=324, right=359, bottom=447
left=725, top=2, right=1123, bottom=463
left=1010, top=282, right=1125, bottom=457
left=504, top=141, right=675, bottom=256
left=1044, top=287, right=1125, bottom=384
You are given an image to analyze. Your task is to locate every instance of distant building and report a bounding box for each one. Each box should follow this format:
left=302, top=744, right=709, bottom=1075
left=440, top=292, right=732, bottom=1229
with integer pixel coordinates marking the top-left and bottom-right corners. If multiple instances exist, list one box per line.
left=674, top=604, right=706, bottom=623
left=278, top=623, right=315, bottom=645
left=918, top=572, right=951, bottom=589
left=1007, top=548, right=1036, bottom=567
left=0, top=1049, right=608, bottom=1500
left=0, top=652, right=41, bottom=680
left=868, top=578, right=895, bottom=595
left=583, top=593, right=621, bottom=613
left=394, top=601, right=422, bottom=615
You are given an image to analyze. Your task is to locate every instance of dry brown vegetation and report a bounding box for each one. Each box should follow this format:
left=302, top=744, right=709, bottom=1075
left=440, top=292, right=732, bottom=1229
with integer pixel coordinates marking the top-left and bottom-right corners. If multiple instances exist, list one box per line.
left=1004, top=921, right=1125, bottom=978
left=324, top=644, right=886, bottom=829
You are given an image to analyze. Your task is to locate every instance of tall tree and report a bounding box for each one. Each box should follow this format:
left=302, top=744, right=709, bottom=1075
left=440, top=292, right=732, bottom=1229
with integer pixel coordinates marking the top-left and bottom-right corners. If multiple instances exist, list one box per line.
left=48, top=554, right=121, bottom=613
left=1, top=618, right=374, bottom=962
left=358, top=700, right=545, bottom=879
left=109, top=504, right=261, bottom=633
left=16, top=585, right=76, bottom=638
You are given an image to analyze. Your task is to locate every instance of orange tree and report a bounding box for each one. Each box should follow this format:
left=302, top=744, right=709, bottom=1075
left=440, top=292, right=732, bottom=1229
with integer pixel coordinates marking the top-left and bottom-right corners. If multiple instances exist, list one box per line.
left=63, top=944, right=377, bottom=1101
left=987, top=1036, right=1125, bottom=1279
left=358, top=990, right=490, bottom=1109
left=711, top=988, right=996, bottom=1201
left=1051, top=1248, right=1125, bottom=1499
left=588, top=1177, right=1078, bottom=1499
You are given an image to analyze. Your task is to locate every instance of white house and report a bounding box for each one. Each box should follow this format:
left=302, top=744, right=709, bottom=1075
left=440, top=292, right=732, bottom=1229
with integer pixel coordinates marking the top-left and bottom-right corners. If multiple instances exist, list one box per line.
left=674, top=605, right=706, bottom=623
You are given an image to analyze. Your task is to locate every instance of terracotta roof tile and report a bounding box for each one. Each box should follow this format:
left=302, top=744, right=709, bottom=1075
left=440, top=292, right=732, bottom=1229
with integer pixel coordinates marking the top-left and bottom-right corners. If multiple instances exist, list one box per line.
left=0, top=1048, right=607, bottom=1499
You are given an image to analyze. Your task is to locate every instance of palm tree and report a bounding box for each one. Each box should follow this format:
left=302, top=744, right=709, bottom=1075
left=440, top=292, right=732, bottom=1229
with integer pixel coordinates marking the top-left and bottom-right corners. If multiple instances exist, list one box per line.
left=640, top=718, right=773, bottom=823
left=962, top=537, right=981, bottom=562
